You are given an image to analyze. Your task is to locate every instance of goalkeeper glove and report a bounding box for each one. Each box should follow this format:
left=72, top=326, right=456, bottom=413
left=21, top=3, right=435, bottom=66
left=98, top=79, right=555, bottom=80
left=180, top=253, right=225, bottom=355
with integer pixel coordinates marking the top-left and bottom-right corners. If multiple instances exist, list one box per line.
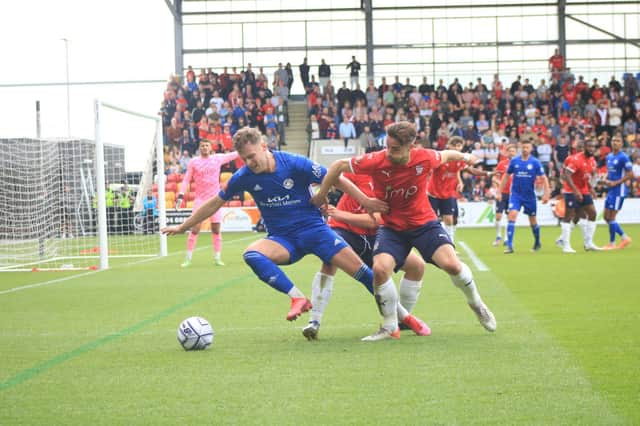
left=175, top=193, right=184, bottom=209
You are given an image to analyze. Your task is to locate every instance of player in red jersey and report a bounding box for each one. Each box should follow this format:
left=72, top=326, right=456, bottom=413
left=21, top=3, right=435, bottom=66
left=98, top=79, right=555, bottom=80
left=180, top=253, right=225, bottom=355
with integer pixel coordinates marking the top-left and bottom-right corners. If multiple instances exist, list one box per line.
left=312, top=122, right=496, bottom=341
left=559, top=139, right=601, bottom=253
left=492, top=144, right=517, bottom=246
left=428, top=136, right=490, bottom=245
left=303, top=173, right=430, bottom=340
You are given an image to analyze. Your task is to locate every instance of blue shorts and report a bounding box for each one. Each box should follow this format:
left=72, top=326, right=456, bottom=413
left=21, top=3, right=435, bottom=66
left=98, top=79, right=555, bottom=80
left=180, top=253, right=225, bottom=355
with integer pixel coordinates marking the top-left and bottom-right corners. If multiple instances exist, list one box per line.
left=495, top=193, right=510, bottom=214
left=429, top=196, right=458, bottom=217
left=508, top=193, right=537, bottom=216
left=373, top=221, right=453, bottom=268
left=332, top=227, right=375, bottom=267
left=564, top=193, right=594, bottom=210
left=605, top=192, right=625, bottom=211
left=267, top=223, right=349, bottom=265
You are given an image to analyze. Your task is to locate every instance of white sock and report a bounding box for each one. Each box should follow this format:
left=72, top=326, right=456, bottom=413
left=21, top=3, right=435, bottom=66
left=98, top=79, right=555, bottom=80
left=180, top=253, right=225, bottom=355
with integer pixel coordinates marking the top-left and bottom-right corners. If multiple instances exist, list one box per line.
left=445, top=224, right=456, bottom=244
left=185, top=251, right=193, bottom=261
left=287, top=287, right=305, bottom=298
left=396, top=302, right=409, bottom=322
left=450, top=262, right=482, bottom=305
left=374, top=278, right=399, bottom=331
left=399, top=278, right=422, bottom=313
left=309, top=272, right=334, bottom=323
left=577, top=219, right=588, bottom=245
left=495, top=216, right=502, bottom=239
left=561, top=222, right=572, bottom=248
left=587, top=220, right=597, bottom=246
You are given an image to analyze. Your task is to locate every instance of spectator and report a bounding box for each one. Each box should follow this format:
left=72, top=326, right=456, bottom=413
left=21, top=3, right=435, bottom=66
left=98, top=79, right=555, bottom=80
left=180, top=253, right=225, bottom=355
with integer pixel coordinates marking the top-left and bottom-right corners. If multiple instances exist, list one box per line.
left=358, top=125, right=377, bottom=151
left=299, top=57, right=310, bottom=89
left=339, top=117, right=356, bottom=147
left=143, top=190, right=158, bottom=234
left=307, top=114, right=320, bottom=141
left=484, top=142, right=499, bottom=170
left=471, top=142, right=486, bottom=169
left=265, top=127, right=280, bottom=151
left=318, top=59, right=331, bottom=93
left=346, top=56, right=361, bottom=89
left=179, top=150, right=192, bottom=173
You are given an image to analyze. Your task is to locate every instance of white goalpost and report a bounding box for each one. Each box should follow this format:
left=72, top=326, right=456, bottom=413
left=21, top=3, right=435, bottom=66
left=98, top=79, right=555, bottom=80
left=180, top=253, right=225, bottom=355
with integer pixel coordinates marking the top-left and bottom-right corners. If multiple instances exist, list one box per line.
left=0, top=100, right=167, bottom=272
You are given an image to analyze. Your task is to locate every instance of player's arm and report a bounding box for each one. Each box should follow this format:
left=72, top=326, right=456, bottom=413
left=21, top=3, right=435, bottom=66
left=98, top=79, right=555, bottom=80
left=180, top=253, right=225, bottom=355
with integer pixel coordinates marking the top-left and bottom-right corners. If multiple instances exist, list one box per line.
left=464, top=165, right=491, bottom=178
left=327, top=206, right=379, bottom=229
left=216, top=151, right=239, bottom=164
left=311, top=159, right=351, bottom=206
left=177, top=163, right=194, bottom=209
left=439, top=150, right=478, bottom=166
left=540, top=175, right=550, bottom=203
left=162, top=195, right=225, bottom=235
left=606, top=169, right=634, bottom=187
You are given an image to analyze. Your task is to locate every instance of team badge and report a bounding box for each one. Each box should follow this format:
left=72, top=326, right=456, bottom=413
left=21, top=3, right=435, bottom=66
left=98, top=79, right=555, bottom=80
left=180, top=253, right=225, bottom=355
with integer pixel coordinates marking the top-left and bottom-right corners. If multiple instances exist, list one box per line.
left=527, top=164, right=533, bottom=170
left=311, top=162, right=323, bottom=178
left=283, top=178, right=294, bottom=189
left=416, top=165, right=423, bottom=175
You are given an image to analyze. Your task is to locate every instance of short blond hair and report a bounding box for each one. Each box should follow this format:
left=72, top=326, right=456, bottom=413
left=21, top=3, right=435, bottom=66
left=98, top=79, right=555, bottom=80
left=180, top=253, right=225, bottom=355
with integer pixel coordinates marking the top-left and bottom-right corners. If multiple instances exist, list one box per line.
left=233, top=127, right=263, bottom=152
left=385, top=121, right=416, bottom=146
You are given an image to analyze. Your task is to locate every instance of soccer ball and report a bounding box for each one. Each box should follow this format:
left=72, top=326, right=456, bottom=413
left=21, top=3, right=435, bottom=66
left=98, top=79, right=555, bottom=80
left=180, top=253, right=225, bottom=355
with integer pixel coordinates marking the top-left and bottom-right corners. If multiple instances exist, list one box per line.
left=177, top=316, right=214, bottom=351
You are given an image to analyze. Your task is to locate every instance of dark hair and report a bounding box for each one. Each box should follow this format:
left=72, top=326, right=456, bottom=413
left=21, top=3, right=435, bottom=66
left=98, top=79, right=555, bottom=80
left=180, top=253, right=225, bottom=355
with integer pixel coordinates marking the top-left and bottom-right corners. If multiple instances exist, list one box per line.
left=385, top=121, right=416, bottom=145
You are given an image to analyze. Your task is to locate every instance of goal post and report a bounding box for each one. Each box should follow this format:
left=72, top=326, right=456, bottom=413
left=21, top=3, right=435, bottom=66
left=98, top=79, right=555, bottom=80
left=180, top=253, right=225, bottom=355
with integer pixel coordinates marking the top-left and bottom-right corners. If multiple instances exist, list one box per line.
left=0, top=101, right=167, bottom=272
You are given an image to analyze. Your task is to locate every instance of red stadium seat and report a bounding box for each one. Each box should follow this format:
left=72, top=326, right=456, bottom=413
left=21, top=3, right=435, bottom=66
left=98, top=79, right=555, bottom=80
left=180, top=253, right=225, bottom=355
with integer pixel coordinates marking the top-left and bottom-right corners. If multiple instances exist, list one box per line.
left=243, top=199, right=256, bottom=207
left=228, top=200, right=242, bottom=207
left=165, top=182, right=177, bottom=192
left=186, top=192, right=196, bottom=201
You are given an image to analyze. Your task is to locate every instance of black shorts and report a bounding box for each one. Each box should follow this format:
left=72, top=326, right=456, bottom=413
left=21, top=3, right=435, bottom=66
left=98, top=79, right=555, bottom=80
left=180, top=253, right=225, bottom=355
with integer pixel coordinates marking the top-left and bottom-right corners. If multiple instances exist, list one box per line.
left=373, top=220, right=454, bottom=269
left=332, top=227, right=375, bottom=268
left=429, top=196, right=458, bottom=217
left=564, top=193, right=594, bottom=209
left=495, top=193, right=510, bottom=213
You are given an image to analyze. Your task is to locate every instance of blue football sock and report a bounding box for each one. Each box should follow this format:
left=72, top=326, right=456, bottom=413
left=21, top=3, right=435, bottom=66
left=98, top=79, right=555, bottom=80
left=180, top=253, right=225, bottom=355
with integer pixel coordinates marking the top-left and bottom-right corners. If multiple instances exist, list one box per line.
left=531, top=224, right=540, bottom=245
left=243, top=251, right=294, bottom=294
left=613, top=221, right=624, bottom=237
left=507, top=221, right=515, bottom=247
left=608, top=221, right=616, bottom=243
left=352, top=263, right=374, bottom=294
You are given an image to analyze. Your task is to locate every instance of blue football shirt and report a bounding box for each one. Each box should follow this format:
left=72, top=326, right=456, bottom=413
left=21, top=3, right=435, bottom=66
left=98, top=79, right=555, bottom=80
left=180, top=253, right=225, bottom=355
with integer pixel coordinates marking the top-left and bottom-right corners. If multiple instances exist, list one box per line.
left=219, top=151, right=326, bottom=235
left=606, top=151, right=632, bottom=197
left=507, top=155, right=545, bottom=200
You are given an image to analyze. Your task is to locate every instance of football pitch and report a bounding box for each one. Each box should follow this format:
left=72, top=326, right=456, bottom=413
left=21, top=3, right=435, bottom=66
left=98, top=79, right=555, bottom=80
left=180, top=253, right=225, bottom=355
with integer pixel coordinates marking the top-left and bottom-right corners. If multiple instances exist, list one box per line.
left=1, top=226, right=638, bottom=424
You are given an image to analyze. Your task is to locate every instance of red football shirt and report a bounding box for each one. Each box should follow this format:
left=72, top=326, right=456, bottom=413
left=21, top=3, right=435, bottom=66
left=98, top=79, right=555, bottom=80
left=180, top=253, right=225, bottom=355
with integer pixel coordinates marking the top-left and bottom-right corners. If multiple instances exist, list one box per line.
left=494, top=158, right=513, bottom=194
left=328, top=173, right=377, bottom=236
left=562, top=153, right=596, bottom=195
left=349, top=148, right=441, bottom=231
left=427, top=160, right=466, bottom=199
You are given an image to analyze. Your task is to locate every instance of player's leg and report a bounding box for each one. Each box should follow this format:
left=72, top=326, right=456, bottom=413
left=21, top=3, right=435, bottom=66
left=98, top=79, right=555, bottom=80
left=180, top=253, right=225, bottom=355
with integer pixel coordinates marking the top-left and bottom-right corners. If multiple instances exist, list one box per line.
left=303, top=262, right=337, bottom=340
left=182, top=221, right=202, bottom=267
left=210, top=221, right=224, bottom=265
left=415, top=222, right=496, bottom=332
left=524, top=201, right=541, bottom=251
left=242, top=237, right=311, bottom=321
left=604, top=195, right=631, bottom=249
left=493, top=206, right=504, bottom=246
left=561, top=194, right=577, bottom=253
left=397, top=252, right=431, bottom=336
left=504, top=193, right=520, bottom=253
left=582, top=198, right=601, bottom=251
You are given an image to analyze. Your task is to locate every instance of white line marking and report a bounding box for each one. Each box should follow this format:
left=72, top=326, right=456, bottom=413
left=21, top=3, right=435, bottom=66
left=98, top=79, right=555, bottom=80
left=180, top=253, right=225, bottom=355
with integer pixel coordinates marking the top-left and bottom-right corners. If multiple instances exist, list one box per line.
left=0, top=234, right=261, bottom=296
left=458, top=241, right=490, bottom=272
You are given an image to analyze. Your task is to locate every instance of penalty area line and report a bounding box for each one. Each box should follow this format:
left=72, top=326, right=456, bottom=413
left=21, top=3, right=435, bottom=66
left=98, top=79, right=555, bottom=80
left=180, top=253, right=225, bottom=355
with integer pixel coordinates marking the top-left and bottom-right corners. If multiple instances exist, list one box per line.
left=458, top=241, right=490, bottom=272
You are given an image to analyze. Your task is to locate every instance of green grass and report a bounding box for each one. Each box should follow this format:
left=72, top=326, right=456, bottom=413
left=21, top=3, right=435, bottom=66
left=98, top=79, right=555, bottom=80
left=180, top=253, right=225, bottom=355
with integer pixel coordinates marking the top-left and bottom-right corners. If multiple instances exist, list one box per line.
left=1, top=226, right=638, bottom=424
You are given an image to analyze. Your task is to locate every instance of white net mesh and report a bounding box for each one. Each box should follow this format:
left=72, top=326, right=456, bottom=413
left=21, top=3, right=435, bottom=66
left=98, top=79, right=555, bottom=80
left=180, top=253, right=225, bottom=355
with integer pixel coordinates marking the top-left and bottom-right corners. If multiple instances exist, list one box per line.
left=0, top=107, right=164, bottom=271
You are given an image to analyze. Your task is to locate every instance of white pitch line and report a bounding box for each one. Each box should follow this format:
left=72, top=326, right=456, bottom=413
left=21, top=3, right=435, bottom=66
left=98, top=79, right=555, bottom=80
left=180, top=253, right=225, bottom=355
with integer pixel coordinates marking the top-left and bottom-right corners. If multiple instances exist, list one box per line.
left=458, top=241, right=490, bottom=272
left=0, top=234, right=261, bottom=296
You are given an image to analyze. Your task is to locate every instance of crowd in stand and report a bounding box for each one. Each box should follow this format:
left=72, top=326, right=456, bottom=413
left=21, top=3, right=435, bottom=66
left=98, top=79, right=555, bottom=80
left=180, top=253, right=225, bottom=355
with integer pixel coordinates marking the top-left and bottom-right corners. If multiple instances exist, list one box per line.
left=159, top=63, right=294, bottom=176
left=158, top=53, right=640, bottom=203
left=304, top=51, right=640, bottom=202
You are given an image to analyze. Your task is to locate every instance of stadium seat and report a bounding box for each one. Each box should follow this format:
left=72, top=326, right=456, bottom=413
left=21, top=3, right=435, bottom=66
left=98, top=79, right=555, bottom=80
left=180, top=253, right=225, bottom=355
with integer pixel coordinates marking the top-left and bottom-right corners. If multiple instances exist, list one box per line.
left=165, top=192, right=175, bottom=202
left=221, top=181, right=228, bottom=191
left=220, top=172, right=233, bottom=183
left=152, top=183, right=158, bottom=192
left=186, top=201, right=194, bottom=208
left=228, top=200, right=242, bottom=207
left=167, top=173, right=180, bottom=183
left=243, top=199, right=256, bottom=207
left=165, top=182, right=177, bottom=192
left=186, top=192, right=195, bottom=201
left=244, top=191, right=253, bottom=201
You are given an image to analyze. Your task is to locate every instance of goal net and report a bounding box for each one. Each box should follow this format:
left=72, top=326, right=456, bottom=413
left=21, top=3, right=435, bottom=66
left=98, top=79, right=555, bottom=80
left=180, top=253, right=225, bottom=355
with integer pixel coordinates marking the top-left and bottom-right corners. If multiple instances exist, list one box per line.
left=0, top=101, right=167, bottom=271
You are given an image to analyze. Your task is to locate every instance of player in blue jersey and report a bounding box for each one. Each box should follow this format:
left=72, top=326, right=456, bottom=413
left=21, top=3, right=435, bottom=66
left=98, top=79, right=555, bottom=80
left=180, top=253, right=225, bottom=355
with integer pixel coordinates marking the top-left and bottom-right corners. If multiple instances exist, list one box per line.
left=497, top=137, right=550, bottom=254
left=162, top=127, right=390, bottom=324
left=603, top=134, right=633, bottom=250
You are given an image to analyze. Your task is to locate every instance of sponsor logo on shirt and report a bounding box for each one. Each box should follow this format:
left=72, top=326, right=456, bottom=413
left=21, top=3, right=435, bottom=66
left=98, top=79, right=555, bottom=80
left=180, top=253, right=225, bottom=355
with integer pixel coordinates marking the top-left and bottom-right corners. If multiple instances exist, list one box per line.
left=283, top=178, right=294, bottom=189
left=384, top=185, right=419, bottom=200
